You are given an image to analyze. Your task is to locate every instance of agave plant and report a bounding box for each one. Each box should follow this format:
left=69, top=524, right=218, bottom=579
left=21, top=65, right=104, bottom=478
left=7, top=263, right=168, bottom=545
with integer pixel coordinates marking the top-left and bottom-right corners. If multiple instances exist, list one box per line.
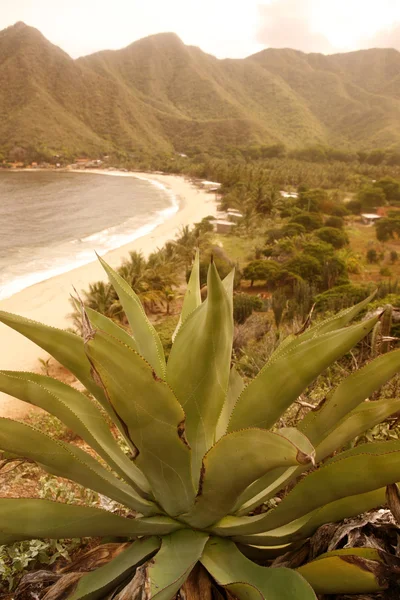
left=2, top=253, right=400, bottom=599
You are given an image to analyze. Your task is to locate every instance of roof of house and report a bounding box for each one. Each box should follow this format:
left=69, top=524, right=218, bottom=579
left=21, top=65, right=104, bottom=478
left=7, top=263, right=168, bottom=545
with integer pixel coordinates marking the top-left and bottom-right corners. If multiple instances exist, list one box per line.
left=361, top=213, right=381, bottom=219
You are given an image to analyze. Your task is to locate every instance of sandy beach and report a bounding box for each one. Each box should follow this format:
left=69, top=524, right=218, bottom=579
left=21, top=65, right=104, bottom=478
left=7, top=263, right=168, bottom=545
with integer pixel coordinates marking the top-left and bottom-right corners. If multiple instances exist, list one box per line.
left=0, top=171, right=218, bottom=418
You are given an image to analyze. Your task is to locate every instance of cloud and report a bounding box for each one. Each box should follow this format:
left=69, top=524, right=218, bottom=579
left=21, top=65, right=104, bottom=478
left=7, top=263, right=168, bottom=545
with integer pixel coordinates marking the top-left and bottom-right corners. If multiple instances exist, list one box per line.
left=363, top=24, right=400, bottom=50
left=257, top=0, right=335, bottom=53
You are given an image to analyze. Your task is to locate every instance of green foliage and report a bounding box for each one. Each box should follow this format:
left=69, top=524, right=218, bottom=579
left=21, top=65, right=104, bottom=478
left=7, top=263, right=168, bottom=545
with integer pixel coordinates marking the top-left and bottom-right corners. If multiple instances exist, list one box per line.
left=346, top=199, right=362, bottom=214
left=198, top=250, right=238, bottom=288
left=374, top=177, right=400, bottom=203
left=242, top=259, right=282, bottom=287
left=325, top=216, right=344, bottom=229
left=290, top=212, right=324, bottom=232
left=281, top=222, right=306, bottom=237
left=330, top=204, right=350, bottom=217
left=375, top=216, right=400, bottom=242
left=380, top=266, right=392, bottom=277
left=314, top=227, right=349, bottom=249
left=357, top=185, right=386, bottom=210
left=155, top=315, right=180, bottom=360
left=367, top=248, right=379, bottom=264
left=233, top=294, right=263, bottom=324
left=297, top=189, right=328, bottom=212
left=315, top=284, right=371, bottom=312
left=287, top=254, right=322, bottom=281
left=302, top=239, right=335, bottom=263
left=390, top=250, right=399, bottom=263
left=0, top=538, right=82, bottom=593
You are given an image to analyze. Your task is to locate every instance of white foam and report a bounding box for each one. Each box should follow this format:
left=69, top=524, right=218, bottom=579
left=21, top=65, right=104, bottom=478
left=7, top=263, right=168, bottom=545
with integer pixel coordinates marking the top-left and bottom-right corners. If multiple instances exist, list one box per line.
left=0, top=176, right=180, bottom=301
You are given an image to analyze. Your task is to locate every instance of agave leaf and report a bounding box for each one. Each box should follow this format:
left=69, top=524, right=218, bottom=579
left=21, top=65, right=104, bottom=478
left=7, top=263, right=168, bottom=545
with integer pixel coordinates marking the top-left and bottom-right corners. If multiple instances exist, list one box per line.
left=231, top=488, right=387, bottom=546
left=98, top=255, right=166, bottom=378
left=68, top=537, right=161, bottom=600
left=228, top=315, right=379, bottom=432
left=0, top=311, right=111, bottom=411
left=238, top=397, right=400, bottom=516
left=147, top=529, right=209, bottom=600
left=233, top=428, right=315, bottom=514
left=222, top=268, right=235, bottom=311
left=301, top=291, right=376, bottom=340
left=167, top=261, right=233, bottom=480
left=182, top=428, right=314, bottom=529
left=237, top=352, right=400, bottom=516
left=268, top=292, right=376, bottom=364
left=0, top=499, right=182, bottom=545
left=235, top=466, right=300, bottom=516
left=213, top=440, right=400, bottom=537
left=315, top=398, right=400, bottom=462
left=299, top=349, right=400, bottom=445
left=173, top=249, right=201, bottom=341
left=85, top=329, right=195, bottom=516
left=216, top=366, right=245, bottom=440
left=296, top=549, right=388, bottom=594
left=201, top=537, right=317, bottom=600
left=0, top=371, right=151, bottom=496
left=81, top=304, right=140, bottom=353
left=0, top=418, right=155, bottom=514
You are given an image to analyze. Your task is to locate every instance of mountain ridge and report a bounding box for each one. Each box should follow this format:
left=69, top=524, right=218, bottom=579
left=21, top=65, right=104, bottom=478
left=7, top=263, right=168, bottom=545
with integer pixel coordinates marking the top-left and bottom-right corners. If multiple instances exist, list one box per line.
left=1, top=21, right=400, bottom=158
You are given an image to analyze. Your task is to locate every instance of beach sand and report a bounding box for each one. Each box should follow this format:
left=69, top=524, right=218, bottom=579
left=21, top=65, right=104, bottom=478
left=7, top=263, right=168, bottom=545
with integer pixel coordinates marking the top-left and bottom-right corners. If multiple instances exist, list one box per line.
left=0, top=172, right=218, bottom=418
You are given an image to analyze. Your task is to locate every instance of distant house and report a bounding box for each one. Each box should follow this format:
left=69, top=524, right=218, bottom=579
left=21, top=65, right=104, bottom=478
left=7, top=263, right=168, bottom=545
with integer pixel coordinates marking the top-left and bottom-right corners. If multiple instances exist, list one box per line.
left=361, top=213, right=382, bottom=225
left=213, top=220, right=235, bottom=234
left=280, top=190, right=299, bottom=199
left=227, top=210, right=243, bottom=222
left=200, top=180, right=222, bottom=192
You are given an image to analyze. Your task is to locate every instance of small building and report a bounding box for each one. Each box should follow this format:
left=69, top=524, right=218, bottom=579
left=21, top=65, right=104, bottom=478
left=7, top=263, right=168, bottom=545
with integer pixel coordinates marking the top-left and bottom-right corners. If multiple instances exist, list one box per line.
left=213, top=220, right=236, bottom=234
left=280, top=190, right=299, bottom=199
left=227, top=210, right=243, bottom=222
left=200, top=180, right=222, bottom=192
left=361, top=213, right=382, bottom=226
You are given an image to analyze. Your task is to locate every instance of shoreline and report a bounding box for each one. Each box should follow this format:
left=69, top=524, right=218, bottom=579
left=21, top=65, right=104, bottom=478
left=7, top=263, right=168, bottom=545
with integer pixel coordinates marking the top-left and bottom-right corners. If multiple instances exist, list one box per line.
left=0, top=171, right=218, bottom=418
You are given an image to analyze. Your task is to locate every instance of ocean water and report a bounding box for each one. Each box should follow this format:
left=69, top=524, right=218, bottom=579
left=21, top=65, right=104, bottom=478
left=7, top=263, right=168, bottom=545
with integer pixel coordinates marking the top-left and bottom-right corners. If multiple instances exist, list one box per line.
left=0, top=171, right=178, bottom=300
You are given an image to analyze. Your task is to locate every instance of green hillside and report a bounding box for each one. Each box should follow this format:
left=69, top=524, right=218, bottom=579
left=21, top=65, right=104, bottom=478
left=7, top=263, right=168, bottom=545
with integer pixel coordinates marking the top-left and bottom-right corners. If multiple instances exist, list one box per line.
left=1, top=22, right=400, bottom=158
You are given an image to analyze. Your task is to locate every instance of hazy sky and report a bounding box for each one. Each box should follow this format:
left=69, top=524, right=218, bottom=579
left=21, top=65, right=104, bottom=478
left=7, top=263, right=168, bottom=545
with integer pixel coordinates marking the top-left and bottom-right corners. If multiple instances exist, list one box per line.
left=1, top=0, right=400, bottom=58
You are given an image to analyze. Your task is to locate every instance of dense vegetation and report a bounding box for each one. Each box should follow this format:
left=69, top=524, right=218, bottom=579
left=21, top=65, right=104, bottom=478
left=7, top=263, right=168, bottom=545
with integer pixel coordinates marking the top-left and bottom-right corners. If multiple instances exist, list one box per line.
left=3, top=22, right=400, bottom=160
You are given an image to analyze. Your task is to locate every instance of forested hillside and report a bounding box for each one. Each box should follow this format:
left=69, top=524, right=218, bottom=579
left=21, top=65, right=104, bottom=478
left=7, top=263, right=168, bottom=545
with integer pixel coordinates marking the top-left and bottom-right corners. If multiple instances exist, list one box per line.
left=2, top=21, right=400, bottom=158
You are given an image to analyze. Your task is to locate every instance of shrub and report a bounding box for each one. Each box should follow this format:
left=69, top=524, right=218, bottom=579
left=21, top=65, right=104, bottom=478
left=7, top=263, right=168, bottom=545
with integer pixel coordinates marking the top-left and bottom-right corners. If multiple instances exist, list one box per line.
left=346, top=199, right=362, bottom=214
left=233, top=293, right=263, bottom=324
left=325, top=216, right=344, bottom=229
left=380, top=266, right=392, bottom=277
left=242, top=259, right=282, bottom=287
left=302, top=240, right=334, bottom=263
left=374, top=177, right=400, bottom=203
left=281, top=222, right=306, bottom=237
left=358, top=185, right=386, bottom=210
left=390, top=250, right=398, bottom=263
left=314, top=227, right=349, bottom=249
left=321, top=255, right=349, bottom=290
left=315, top=283, right=371, bottom=312
left=290, top=212, right=324, bottom=232
left=330, top=204, right=350, bottom=217
left=287, top=254, right=322, bottom=282
left=297, top=188, right=328, bottom=212
left=375, top=216, right=400, bottom=242
left=366, top=248, right=379, bottom=264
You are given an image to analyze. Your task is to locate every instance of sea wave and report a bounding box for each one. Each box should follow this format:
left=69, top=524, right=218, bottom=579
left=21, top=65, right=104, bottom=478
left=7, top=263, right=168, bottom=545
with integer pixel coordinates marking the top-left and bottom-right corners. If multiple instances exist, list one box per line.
left=0, top=176, right=179, bottom=301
